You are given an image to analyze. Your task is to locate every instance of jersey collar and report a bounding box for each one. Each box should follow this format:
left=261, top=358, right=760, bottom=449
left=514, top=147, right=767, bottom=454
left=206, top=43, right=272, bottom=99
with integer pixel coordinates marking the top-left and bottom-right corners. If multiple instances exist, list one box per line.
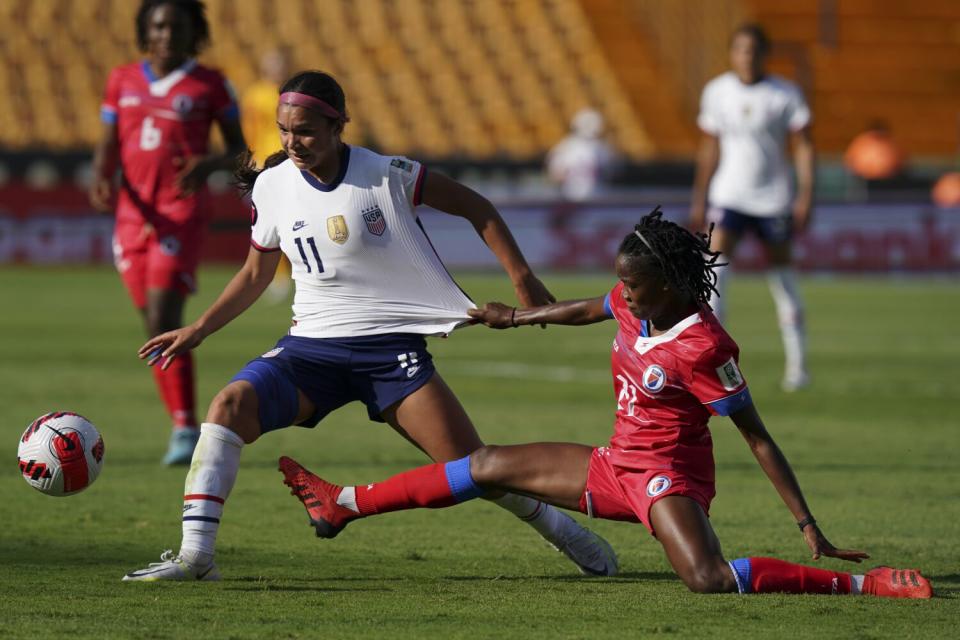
left=141, top=58, right=197, bottom=97
left=633, top=311, right=702, bottom=355
left=300, top=145, right=351, bottom=192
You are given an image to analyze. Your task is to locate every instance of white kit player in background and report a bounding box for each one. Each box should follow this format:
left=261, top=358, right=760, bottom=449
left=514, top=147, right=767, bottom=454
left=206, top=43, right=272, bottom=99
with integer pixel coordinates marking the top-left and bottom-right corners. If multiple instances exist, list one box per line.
left=122, top=71, right=618, bottom=582
left=690, top=24, right=816, bottom=392
left=546, top=108, right=617, bottom=202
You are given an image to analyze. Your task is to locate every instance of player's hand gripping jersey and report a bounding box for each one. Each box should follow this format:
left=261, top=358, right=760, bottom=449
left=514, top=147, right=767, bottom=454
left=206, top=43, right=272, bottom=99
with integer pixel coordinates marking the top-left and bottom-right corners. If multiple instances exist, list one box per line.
left=250, top=146, right=475, bottom=337
left=100, top=60, right=239, bottom=226
left=603, top=282, right=752, bottom=482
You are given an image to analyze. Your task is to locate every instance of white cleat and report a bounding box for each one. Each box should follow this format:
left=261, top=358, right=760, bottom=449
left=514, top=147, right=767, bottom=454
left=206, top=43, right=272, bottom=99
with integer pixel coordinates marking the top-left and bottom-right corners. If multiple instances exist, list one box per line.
left=544, top=513, right=619, bottom=576
left=122, top=550, right=220, bottom=582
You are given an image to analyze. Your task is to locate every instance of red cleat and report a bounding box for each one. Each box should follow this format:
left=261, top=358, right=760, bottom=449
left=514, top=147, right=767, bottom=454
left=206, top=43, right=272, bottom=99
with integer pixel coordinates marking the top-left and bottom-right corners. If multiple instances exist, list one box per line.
left=278, top=456, right=359, bottom=538
left=863, top=567, right=933, bottom=599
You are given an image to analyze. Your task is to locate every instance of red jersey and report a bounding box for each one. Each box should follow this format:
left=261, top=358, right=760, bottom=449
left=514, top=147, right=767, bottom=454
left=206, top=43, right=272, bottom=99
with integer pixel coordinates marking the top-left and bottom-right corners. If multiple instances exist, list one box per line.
left=100, top=60, right=238, bottom=226
left=603, top=282, right=752, bottom=482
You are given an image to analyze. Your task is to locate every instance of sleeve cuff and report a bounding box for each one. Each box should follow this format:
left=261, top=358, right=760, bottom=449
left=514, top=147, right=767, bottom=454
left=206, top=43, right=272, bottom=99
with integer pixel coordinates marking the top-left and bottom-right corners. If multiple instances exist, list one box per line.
left=603, top=293, right=614, bottom=318
left=219, top=103, right=240, bottom=121
left=100, top=106, right=117, bottom=124
left=413, top=166, right=428, bottom=206
left=251, top=239, right=281, bottom=252
left=705, top=387, right=752, bottom=416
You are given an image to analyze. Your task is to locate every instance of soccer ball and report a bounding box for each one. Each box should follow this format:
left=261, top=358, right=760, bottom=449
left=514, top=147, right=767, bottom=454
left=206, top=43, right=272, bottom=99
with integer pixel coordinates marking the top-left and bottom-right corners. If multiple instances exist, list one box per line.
left=17, top=412, right=104, bottom=496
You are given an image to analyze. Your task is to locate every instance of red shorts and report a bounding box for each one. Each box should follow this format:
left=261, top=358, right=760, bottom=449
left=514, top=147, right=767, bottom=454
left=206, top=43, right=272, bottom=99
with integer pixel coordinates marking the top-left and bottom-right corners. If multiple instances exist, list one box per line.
left=578, top=447, right=715, bottom=536
left=112, top=217, right=204, bottom=309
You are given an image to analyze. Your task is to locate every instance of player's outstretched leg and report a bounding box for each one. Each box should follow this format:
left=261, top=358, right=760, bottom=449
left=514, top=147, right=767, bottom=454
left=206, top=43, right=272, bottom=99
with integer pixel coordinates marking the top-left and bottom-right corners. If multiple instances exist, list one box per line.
left=862, top=567, right=933, bottom=599
left=278, top=448, right=619, bottom=577
left=122, top=549, right=220, bottom=582
left=382, top=382, right=618, bottom=576
left=124, top=414, right=248, bottom=581
left=728, top=558, right=932, bottom=599
left=279, top=456, right=362, bottom=538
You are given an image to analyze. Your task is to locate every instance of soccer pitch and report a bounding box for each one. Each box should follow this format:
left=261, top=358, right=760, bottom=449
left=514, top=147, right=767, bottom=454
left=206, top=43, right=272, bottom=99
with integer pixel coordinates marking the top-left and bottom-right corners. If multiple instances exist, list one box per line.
left=1, top=266, right=957, bottom=639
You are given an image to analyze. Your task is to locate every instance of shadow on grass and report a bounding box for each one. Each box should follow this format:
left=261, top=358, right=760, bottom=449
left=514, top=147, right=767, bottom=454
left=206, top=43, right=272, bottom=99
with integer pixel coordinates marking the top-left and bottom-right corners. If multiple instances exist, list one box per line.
left=442, top=571, right=675, bottom=583
left=224, top=583, right=391, bottom=593
left=928, top=573, right=960, bottom=599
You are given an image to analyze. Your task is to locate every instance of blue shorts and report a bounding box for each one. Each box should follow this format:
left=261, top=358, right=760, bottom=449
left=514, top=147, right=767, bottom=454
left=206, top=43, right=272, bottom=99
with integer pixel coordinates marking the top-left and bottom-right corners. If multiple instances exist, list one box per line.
left=230, top=334, right=436, bottom=433
left=708, top=207, right=792, bottom=244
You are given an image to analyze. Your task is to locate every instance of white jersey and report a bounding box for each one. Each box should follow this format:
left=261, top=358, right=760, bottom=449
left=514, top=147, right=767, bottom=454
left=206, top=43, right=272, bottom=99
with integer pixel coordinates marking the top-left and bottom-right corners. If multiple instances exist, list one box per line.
left=250, top=146, right=475, bottom=338
left=698, top=71, right=811, bottom=216
left=546, top=134, right=615, bottom=202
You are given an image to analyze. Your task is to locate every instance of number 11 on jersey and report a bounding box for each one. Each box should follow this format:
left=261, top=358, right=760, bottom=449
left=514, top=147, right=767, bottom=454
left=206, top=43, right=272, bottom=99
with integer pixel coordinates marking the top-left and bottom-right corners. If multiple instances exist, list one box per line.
left=294, top=236, right=324, bottom=274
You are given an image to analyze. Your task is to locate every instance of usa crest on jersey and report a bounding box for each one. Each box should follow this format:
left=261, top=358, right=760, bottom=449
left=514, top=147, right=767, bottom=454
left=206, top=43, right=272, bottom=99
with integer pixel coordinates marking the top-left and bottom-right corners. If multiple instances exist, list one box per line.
left=363, top=206, right=386, bottom=236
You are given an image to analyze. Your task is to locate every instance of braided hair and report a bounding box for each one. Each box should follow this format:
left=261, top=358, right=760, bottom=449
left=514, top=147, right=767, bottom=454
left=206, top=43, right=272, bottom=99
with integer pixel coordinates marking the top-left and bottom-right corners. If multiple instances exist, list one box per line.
left=617, top=206, right=725, bottom=305
left=136, top=0, right=211, bottom=55
left=234, top=71, right=348, bottom=195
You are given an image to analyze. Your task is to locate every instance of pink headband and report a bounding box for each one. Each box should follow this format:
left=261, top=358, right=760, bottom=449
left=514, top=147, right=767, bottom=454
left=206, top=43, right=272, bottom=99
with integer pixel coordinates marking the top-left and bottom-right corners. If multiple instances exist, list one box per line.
left=279, top=92, right=349, bottom=122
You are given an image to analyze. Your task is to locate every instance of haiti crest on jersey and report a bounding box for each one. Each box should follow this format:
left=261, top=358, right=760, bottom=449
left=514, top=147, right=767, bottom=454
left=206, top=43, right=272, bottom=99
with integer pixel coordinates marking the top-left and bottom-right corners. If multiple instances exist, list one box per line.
left=642, top=364, right=667, bottom=393
left=363, top=206, right=386, bottom=236
left=646, top=474, right=672, bottom=497
left=326, top=215, right=349, bottom=245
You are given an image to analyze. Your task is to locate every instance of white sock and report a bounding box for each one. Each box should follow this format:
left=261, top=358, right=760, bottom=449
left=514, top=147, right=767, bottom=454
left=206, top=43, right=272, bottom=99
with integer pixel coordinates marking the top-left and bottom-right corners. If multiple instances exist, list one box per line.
left=851, top=574, right=864, bottom=595
left=490, top=493, right=568, bottom=542
left=767, top=267, right=807, bottom=379
left=337, top=486, right=359, bottom=513
left=709, top=262, right=729, bottom=322
left=179, top=422, right=244, bottom=567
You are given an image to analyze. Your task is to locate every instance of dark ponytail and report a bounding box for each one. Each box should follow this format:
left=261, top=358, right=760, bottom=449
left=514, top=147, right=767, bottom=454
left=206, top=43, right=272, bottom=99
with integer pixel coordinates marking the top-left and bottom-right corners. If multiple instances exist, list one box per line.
left=234, top=149, right=289, bottom=196
left=233, top=70, right=348, bottom=196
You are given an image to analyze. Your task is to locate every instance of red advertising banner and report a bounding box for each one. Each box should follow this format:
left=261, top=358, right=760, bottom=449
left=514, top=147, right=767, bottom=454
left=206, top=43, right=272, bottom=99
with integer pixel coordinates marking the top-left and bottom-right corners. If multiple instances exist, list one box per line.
left=1, top=182, right=958, bottom=271
left=0, top=182, right=250, bottom=265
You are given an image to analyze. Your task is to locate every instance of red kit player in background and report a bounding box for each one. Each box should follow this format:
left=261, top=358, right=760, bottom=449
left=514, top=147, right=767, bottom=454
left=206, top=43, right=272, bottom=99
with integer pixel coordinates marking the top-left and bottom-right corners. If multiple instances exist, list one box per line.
left=89, top=0, right=246, bottom=464
left=280, top=209, right=932, bottom=599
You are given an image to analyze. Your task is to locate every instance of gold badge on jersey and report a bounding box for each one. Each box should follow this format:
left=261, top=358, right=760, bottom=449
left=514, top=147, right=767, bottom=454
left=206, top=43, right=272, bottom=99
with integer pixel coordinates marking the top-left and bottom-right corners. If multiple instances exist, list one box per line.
left=326, top=215, right=349, bottom=245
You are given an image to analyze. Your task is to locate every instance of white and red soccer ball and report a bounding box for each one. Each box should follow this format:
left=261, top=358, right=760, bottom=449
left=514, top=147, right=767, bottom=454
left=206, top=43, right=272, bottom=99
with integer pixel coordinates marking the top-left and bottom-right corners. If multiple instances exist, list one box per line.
left=17, top=412, right=104, bottom=496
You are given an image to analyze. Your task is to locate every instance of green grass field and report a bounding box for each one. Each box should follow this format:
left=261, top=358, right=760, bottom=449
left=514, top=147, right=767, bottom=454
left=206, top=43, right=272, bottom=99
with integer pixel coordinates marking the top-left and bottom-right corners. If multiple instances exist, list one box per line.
left=1, top=266, right=957, bottom=639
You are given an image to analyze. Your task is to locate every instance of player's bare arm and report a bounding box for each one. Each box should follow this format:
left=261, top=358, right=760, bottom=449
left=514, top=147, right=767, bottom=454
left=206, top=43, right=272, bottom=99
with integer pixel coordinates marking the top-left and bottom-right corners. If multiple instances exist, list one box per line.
left=139, top=246, right=281, bottom=368
left=89, top=121, right=119, bottom=212
left=689, top=132, right=719, bottom=230
left=175, top=118, right=248, bottom=196
left=790, top=125, right=816, bottom=232
left=730, top=403, right=869, bottom=563
left=420, top=171, right=554, bottom=308
left=468, top=296, right=609, bottom=329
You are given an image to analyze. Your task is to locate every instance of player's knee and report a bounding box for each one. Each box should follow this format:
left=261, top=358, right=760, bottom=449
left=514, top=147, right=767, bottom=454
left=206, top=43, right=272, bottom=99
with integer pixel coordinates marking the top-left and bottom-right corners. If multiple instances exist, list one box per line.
left=206, top=383, right=260, bottom=444
left=468, top=445, right=506, bottom=486
left=682, top=564, right=737, bottom=594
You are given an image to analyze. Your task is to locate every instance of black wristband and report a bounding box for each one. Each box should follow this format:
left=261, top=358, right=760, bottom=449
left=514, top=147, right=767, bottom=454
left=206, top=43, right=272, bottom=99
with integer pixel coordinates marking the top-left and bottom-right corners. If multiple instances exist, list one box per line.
left=510, top=307, right=518, bottom=328
left=797, top=515, right=817, bottom=531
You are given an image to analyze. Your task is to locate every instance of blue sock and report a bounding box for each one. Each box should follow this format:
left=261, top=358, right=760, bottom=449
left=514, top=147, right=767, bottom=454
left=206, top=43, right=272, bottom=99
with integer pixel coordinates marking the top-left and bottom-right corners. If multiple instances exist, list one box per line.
left=444, top=456, right=484, bottom=503
left=729, top=558, right=753, bottom=594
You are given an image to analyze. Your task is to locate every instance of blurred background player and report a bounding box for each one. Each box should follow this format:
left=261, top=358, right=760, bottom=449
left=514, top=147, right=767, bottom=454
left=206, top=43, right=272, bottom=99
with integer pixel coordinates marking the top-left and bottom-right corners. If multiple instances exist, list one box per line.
left=122, top=70, right=618, bottom=581
left=689, top=24, right=815, bottom=392
left=241, top=47, right=292, bottom=303
left=89, top=0, right=247, bottom=464
left=546, top=108, right=617, bottom=202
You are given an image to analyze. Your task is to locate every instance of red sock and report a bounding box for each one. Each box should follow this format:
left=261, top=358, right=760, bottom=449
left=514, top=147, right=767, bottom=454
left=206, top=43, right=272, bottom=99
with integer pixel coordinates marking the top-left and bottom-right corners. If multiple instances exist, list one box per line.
left=151, top=351, right=196, bottom=428
left=741, top=557, right=852, bottom=595
left=354, top=463, right=458, bottom=515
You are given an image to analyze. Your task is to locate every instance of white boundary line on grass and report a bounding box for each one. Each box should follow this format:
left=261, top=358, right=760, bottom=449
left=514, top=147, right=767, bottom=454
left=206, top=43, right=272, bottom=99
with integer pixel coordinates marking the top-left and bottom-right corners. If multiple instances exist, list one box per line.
left=439, top=360, right=610, bottom=384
